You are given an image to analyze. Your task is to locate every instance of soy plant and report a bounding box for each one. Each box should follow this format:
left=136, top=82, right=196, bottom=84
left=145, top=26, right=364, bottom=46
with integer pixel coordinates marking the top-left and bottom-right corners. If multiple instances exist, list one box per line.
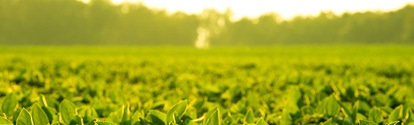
left=1, top=96, right=269, bottom=125
left=2, top=93, right=18, bottom=120
left=312, top=93, right=414, bottom=125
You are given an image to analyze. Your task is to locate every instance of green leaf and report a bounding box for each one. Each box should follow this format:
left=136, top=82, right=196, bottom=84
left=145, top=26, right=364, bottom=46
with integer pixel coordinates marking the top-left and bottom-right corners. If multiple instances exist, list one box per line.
left=388, top=107, right=400, bottom=122
left=369, top=107, right=383, bottom=123
left=0, top=117, right=13, bottom=125
left=32, top=104, right=50, bottom=125
left=43, top=107, right=58, bottom=124
left=51, top=122, right=62, bottom=125
left=95, top=121, right=118, bottom=125
left=359, top=119, right=377, bottom=125
left=16, top=108, right=33, bottom=125
left=146, top=110, right=166, bottom=125
left=280, top=110, right=292, bottom=125
left=326, top=96, right=340, bottom=116
left=74, top=115, right=84, bottom=125
left=388, top=105, right=404, bottom=122
left=130, top=111, right=144, bottom=124
left=350, top=103, right=359, bottom=123
left=184, top=119, right=198, bottom=125
left=245, top=109, right=254, bottom=123
left=2, top=93, right=18, bottom=117
left=386, top=121, right=400, bottom=125
left=39, top=95, right=48, bottom=107
left=83, top=108, right=98, bottom=124
left=317, top=95, right=339, bottom=116
left=84, top=108, right=98, bottom=118
left=337, top=100, right=356, bottom=122
left=255, top=118, right=268, bottom=125
left=60, top=100, right=77, bottom=125
left=247, top=91, right=260, bottom=109
left=408, top=110, right=414, bottom=123
left=167, top=100, right=187, bottom=124
left=284, top=86, right=301, bottom=114
left=108, top=108, right=122, bottom=123
left=205, top=108, right=221, bottom=125
left=120, top=105, right=131, bottom=125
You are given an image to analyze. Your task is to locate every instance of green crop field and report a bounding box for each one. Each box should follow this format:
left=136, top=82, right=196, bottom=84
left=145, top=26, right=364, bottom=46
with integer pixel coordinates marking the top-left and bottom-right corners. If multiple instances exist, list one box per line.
left=1, top=46, right=414, bottom=125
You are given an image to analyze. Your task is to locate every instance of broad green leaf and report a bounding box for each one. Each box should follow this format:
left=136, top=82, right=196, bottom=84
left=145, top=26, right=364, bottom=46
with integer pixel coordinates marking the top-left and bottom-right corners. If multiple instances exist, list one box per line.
left=130, top=111, right=144, bottom=124
left=247, top=91, right=260, bottom=109
left=184, top=119, right=198, bottom=125
left=324, top=118, right=333, bottom=124
left=206, top=108, right=221, bottom=125
left=84, top=119, right=96, bottom=125
left=83, top=108, right=98, bottom=124
left=287, top=86, right=302, bottom=101
left=245, top=109, right=254, bottom=123
left=386, top=121, right=400, bottom=125
left=357, top=101, right=371, bottom=114
left=284, top=86, right=301, bottom=114
left=51, top=122, right=62, bottom=125
left=337, top=100, right=355, bottom=122
left=255, top=118, right=268, bottom=125
left=146, top=110, right=166, bottom=125
left=359, top=120, right=377, bottom=125
left=326, top=95, right=340, bottom=116
left=317, top=95, right=339, bottom=116
left=83, top=108, right=99, bottom=118
left=39, top=95, right=48, bottom=107
left=0, top=117, right=13, bottom=125
left=32, top=104, right=50, bottom=125
left=369, top=107, right=383, bottom=123
left=73, top=115, right=84, bottom=125
left=60, top=100, right=77, bottom=125
left=167, top=100, right=187, bottom=124
left=95, top=121, right=118, bottom=125
left=408, top=110, right=414, bottom=123
left=336, top=100, right=351, bottom=115
left=280, top=110, right=292, bottom=125
left=350, top=103, right=359, bottom=123
left=2, top=93, right=18, bottom=117
left=121, top=105, right=130, bottom=124
left=43, top=107, right=58, bottom=123
left=388, top=105, right=403, bottom=122
left=108, top=108, right=122, bottom=123
left=357, top=113, right=368, bottom=122
left=17, top=108, right=33, bottom=125
left=388, top=106, right=402, bottom=122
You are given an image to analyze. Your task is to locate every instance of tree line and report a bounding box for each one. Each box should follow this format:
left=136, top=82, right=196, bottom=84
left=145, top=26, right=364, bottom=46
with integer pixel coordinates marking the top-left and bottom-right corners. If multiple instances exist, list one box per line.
left=0, top=0, right=413, bottom=46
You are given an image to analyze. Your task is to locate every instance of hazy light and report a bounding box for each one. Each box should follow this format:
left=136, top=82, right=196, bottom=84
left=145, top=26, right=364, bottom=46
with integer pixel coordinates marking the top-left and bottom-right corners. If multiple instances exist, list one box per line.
left=112, top=0, right=414, bottom=20
left=195, top=27, right=210, bottom=49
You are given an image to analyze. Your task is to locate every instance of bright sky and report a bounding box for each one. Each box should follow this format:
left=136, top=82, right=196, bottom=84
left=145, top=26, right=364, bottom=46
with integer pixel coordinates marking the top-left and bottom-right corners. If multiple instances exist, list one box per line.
left=112, top=0, right=414, bottom=20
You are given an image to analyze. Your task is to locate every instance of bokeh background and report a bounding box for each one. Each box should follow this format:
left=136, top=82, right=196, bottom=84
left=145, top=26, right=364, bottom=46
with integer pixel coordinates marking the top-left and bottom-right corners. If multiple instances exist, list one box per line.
left=1, top=0, right=413, bottom=47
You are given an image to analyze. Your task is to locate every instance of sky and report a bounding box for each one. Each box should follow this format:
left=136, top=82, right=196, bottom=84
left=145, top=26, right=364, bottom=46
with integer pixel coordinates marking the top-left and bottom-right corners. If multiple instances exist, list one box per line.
left=112, top=0, right=414, bottom=20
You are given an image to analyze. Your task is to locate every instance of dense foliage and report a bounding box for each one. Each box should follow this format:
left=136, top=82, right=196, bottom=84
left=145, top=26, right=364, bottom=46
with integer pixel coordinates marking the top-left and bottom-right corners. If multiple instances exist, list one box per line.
left=0, top=0, right=414, bottom=45
left=1, top=46, right=414, bottom=125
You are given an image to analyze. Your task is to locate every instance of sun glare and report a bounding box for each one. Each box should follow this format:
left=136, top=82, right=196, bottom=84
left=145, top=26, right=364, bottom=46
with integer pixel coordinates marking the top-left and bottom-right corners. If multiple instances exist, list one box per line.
left=111, top=0, right=414, bottom=20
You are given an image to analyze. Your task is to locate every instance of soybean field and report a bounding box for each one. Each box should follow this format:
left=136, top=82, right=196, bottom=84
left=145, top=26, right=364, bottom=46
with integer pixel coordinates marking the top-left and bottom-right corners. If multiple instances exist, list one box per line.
left=1, top=46, right=414, bottom=125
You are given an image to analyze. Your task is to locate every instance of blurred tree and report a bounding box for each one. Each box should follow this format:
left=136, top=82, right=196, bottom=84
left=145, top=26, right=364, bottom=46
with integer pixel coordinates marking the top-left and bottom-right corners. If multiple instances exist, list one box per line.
left=254, top=13, right=281, bottom=45
left=88, top=0, right=121, bottom=44
left=196, top=8, right=232, bottom=48
left=0, top=0, right=412, bottom=46
left=116, top=3, right=198, bottom=45
left=399, top=5, right=414, bottom=43
left=214, top=5, right=414, bottom=45
left=214, top=17, right=255, bottom=46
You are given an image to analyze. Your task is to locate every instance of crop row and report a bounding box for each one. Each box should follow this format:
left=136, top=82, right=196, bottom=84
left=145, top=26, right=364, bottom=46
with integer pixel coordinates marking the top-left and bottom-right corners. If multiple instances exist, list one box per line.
left=1, top=52, right=414, bottom=124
